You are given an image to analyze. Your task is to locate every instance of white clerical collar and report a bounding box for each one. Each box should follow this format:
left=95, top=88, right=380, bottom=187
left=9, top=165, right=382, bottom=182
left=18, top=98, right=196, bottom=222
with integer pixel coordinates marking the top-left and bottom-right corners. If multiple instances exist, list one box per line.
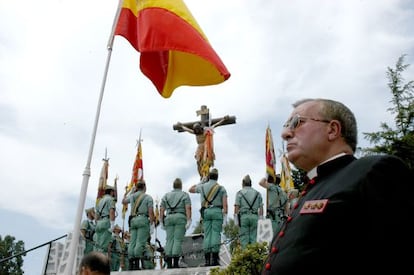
left=307, top=152, right=347, bottom=179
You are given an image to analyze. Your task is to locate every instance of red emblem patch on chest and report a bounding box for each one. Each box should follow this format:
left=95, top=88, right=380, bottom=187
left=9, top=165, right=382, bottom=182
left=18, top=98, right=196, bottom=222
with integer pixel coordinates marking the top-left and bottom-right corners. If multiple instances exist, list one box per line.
left=299, top=199, right=328, bottom=214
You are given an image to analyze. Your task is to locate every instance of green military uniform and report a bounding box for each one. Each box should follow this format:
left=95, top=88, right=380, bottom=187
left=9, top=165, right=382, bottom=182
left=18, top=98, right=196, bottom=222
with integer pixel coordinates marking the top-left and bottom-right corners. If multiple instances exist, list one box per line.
left=109, top=226, right=123, bottom=271
left=126, top=189, right=153, bottom=269
left=235, top=185, right=263, bottom=249
left=160, top=185, right=191, bottom=268
left=142, top=239, right=156, bottom=269
left=267, top=184, right=287, bottom=234
left=95, top=192, right=116, bottom=253
left=81, top=209, right=96, bottom=255
left=194, top=174, right=227, bottom=265
left=122, top=237, right=130, bottom=270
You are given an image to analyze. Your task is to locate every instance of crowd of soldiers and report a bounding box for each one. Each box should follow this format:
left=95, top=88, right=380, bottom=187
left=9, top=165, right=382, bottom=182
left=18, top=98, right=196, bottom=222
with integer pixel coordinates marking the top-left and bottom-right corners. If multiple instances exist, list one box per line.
left=80, top=168, right=298, bottom=271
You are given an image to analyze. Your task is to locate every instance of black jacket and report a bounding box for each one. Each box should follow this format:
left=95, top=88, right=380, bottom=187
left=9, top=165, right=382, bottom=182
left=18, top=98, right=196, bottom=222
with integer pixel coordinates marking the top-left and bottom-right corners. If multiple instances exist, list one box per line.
left=262, top=154, right=414, bottom=274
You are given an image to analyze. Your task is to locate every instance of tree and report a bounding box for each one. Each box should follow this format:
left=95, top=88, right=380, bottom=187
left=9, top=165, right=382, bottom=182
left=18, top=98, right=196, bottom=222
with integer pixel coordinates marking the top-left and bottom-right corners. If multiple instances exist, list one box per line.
left=0, top=235, right=25, bottom=275
left=362, top=54, right=414, bottom=171
left=192, top=220, right=203, bottom=234
left=210, top=242, right=268, bottom=275
left=222, top=218, right=240, bottom=255
left=291, top=168, right=307, bottom=191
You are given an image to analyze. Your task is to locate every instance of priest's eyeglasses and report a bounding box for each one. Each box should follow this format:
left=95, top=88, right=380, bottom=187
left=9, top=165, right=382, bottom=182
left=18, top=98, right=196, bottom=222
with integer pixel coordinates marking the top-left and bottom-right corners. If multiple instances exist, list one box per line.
left=283, top=114, right=330, bottom=130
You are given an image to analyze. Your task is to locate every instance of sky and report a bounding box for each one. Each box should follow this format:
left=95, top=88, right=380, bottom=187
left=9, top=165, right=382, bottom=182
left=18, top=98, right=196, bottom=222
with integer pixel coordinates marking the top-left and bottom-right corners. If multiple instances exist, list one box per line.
left=1, top=0, right=413, bottom=273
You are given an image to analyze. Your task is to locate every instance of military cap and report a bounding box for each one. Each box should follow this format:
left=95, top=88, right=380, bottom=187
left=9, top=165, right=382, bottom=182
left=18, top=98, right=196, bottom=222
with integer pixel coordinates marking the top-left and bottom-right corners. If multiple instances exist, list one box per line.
left=105, top=185, right=115, bottom=191
left=113, top=224, right=122, bottom=231
left=85, top=207, right=94, bottom=215
left=243, top=174, right=252, bottom=185
left=209, top=167, right=219, bottom=175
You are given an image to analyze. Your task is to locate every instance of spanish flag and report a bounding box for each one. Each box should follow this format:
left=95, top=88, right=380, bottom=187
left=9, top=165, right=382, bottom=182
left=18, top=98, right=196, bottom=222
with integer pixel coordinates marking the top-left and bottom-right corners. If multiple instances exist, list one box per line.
left=122, top=138, right=144, bottom=219
left=280, top=154, right=295, bottom=191
left=96, top=158, right=109, bottom=208
left=265, top=126, right=277, bottom=181
left=115, top=0, right=231, bottom=98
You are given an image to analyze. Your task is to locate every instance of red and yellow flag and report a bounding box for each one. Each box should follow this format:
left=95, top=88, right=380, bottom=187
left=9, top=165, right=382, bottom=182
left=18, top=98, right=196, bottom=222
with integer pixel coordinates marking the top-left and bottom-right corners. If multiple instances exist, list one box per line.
left=122, top=138, right=144, bottom=219
left=129, top=139, right=144, bottom=191
left=280, top=154, right=295, bottom=191
left=200, top=127, right=214, bottom=178
left=96, top=158, right=109, bottom=208
left=115, top=0, right=231, bottom=98
left=265, top=126, right=276, bottom=181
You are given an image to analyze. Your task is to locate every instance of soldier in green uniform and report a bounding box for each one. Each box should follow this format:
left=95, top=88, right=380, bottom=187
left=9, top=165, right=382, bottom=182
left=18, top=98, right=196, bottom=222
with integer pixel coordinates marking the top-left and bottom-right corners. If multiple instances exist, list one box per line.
left=160, top=178, right=192, bottom=268
left=234, top=175, right=264, bottom=249
left=122, top=231, right=130, bottom=270
left=109, top=224, right=123, bottom=271
left=122, top=180, right=155, bottom=270
left=259, top=174, right=287, bottom=234
left=95, top=185, right=116, bottom=254
left=142, top=237, right=156, bottom=269
left=189, top=168, right=228, bottom=266
left=80, top=207, right=96, bottom=255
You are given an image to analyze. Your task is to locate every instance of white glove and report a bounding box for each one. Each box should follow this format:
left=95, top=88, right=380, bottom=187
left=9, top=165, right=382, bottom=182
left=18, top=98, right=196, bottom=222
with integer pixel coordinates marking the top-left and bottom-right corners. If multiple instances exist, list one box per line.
left=150, top=224, right=155, bottom=235
left=185, top=219, right=192, bottom=230
left=222, top=214, right=228, bottom=226
left=109, top=221, right=115, bottom=233
left=233, top=214, right=239, bottom=226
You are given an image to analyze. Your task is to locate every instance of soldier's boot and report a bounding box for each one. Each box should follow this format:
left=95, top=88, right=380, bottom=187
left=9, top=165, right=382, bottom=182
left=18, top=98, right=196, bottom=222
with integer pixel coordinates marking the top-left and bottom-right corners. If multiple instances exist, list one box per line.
left=204, top=252, right=211, bottom=266
left=129, top=258, right=135, bottom=270
left=173, top=256, right=180, bottom=268
left=212, top=252, right=220, bottom=266
left=134, top=257, right=142, bottom=270
left=128, top=258, right=135, bottom=270
left=141, top=258, right=147, bottom=270
left=165, top=256, right=173, bottom=268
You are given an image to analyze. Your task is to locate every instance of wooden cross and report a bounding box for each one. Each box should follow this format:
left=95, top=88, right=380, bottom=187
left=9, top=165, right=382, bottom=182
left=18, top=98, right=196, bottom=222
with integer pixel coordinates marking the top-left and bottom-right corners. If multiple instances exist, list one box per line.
left=173, top=105, right=236, bottom=132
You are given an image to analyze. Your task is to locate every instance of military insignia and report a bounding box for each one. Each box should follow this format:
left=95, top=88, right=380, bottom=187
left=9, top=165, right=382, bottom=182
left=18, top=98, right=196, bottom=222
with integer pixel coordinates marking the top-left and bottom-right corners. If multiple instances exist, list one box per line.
left=299, top=199, right=328, bottom=214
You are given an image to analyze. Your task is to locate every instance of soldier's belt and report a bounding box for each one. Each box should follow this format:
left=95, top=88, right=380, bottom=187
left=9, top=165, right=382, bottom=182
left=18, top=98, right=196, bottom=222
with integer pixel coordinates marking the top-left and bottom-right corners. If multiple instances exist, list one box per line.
left=240, top=210, right=258, bottom=215
left=207, top=205, right=222, bottom=209
left=130, top=214, right=148, bottom=217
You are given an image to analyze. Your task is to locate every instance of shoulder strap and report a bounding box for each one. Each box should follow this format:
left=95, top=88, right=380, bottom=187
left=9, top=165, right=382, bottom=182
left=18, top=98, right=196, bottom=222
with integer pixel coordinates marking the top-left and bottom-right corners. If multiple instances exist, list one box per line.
left=202, top=183, right=220, bottom=207
left=166, top=193, right=185, bottom=210
left=131, top=193, right=145, bottom=215
left=98, top=200, right=108, bottom=217
left=241, top=191, right=259, bottom=210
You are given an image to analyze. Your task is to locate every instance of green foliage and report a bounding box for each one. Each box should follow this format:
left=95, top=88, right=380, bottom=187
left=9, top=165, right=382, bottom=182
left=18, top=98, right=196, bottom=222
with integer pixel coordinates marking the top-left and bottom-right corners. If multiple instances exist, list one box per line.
left=192, top=220, right=203, bottom=234
left=362, top=54, right=414, bottom=172
left=222, top=218, right=240, bottom=254
left=291, top=168, right=307, bottom=191
left=210, top=242, right=269, bottom=275
left=0, top=235, right=25, bottom=275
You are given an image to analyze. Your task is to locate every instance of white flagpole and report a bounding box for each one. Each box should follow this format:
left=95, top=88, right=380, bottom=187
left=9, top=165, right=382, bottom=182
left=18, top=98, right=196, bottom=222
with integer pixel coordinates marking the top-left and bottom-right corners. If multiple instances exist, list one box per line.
left=65, top=1, right=124, bottom=274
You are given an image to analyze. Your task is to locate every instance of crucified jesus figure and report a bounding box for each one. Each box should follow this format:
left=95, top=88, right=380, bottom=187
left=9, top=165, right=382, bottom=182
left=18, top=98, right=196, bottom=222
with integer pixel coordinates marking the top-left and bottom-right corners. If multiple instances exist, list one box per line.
left=177, top=116, right=228, bottom=178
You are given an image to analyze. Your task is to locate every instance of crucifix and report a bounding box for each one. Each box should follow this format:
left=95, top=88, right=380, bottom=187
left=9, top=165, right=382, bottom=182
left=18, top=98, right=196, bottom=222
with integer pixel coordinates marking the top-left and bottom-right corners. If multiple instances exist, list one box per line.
left=173, top=105, right=236, bottom=179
